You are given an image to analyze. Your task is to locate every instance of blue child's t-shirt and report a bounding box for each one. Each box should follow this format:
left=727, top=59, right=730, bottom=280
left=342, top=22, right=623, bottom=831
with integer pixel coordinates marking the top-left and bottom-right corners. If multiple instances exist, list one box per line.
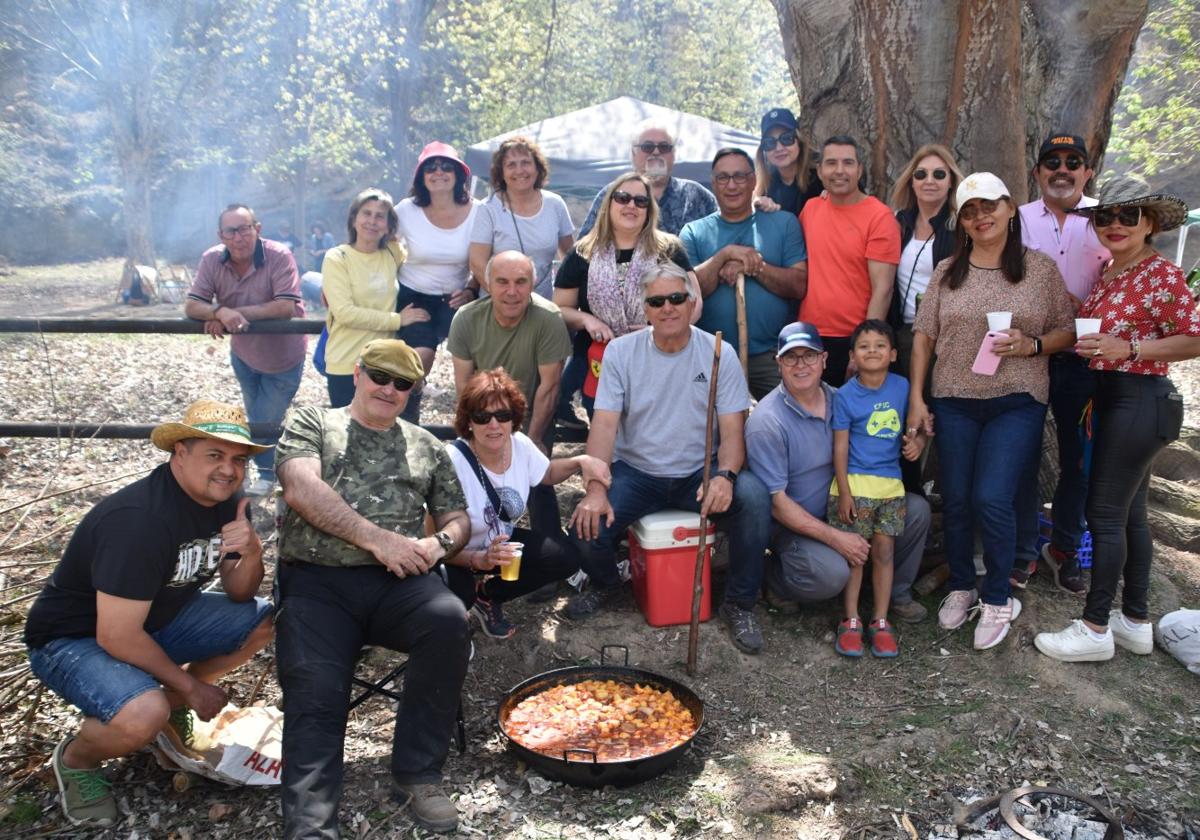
left=831, top=371, right=909, bottom=480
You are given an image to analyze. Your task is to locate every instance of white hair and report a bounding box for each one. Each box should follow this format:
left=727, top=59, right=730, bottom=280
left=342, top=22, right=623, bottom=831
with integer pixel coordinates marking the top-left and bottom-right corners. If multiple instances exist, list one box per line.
left=639, top=261, right=693, bottom=298
left=630, top=119, right=676, bottom=148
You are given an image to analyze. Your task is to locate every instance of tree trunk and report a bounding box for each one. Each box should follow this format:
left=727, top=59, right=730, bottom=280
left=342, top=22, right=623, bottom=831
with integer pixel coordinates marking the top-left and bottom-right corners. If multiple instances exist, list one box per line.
left=385, top=0, right=437, bottom=185
left=769, top=0, right=1148, bottom=201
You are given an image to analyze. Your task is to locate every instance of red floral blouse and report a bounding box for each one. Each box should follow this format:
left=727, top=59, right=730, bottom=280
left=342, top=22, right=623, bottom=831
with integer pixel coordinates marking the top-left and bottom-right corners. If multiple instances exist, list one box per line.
left=1079, top=254, right=1200, bottom=376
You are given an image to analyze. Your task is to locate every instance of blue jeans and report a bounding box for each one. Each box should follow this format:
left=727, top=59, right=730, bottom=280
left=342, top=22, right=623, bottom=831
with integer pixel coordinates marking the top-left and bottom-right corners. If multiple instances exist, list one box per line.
left=28, top=592, right=272, bottom=723
left=231, top=354, right=304, bottom=480
left=557, top=343, right=589, bottom=417
left=574, top=461, right=771, bottom=610
left=933, top=393, right=1046, bottom=606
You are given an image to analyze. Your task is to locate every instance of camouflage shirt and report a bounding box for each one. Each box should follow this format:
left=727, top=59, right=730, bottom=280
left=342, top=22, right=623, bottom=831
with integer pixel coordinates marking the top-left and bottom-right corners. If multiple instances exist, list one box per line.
left=275, top=406, right=467, bottom=567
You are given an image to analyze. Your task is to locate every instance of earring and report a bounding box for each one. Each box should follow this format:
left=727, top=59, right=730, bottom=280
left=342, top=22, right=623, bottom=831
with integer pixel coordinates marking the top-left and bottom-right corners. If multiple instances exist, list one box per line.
left=1008, top=217, right=1014, bottom=233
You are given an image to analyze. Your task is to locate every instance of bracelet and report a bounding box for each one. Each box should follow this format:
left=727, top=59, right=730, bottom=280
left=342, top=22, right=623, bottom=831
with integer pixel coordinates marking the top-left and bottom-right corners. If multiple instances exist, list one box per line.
left=1031, top=337, right=1042, bottom=357
left=1129, top=338, right=1141, bottom=361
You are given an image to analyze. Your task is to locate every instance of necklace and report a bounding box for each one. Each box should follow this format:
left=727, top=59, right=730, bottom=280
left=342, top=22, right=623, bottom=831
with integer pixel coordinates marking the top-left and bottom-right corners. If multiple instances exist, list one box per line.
left=1105, top=246, right=1154, bottom=280
left=469, top=436, right=512, bottom=475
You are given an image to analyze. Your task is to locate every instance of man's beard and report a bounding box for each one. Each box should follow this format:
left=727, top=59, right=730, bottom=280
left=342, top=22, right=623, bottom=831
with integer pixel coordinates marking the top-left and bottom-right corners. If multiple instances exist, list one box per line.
left=643, top=160, right=668, bottom=179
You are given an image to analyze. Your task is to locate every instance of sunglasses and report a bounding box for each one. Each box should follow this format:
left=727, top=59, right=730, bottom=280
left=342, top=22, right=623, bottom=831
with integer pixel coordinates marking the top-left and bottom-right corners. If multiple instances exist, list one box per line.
left=645, top=292, right=690, bottom=308
left=363, top=368, right=415, bottom=391
left=1040, top=155, right=1085, bottom=171
left=220, top=224, right=257, bottom=239
left=761, top=131, right=797, bottom=152
left=1092, top=205, right=1142, bottom=228
left=422, top=158, right=458, bottom=174
left=612, top=190, right=651, bottom=209
left=913, top=168, right=947, bottom=181
left=634, top=141, right=674, bottom=155
left=470, top=409, right=515, bottom=425
left=959, top=198, right=1002, bottom=221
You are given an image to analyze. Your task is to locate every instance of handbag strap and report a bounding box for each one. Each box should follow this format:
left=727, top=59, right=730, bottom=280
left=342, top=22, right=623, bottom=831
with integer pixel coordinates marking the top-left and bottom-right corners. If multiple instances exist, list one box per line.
left=452, top=439, right=510, bottom=522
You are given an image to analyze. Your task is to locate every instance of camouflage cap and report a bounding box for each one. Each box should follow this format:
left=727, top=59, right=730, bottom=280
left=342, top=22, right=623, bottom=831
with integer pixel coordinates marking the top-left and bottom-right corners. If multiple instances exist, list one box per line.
left=359, top=339, right=425, bottom=382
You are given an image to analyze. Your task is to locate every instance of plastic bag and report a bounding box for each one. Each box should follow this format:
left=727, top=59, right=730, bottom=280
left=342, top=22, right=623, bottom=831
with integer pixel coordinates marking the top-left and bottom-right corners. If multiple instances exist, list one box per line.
left=1155, top=609, right=1200, bottom=676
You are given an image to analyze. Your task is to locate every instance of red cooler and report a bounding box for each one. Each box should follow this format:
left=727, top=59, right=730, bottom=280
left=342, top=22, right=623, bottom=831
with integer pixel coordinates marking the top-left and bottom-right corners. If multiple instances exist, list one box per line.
left=628, top=510, right=715, bottom=627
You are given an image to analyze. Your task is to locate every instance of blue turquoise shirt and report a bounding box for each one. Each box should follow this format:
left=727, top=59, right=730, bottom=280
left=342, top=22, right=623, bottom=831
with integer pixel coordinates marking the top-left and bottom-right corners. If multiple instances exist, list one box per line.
left=831, top=372, right=909, bottom=480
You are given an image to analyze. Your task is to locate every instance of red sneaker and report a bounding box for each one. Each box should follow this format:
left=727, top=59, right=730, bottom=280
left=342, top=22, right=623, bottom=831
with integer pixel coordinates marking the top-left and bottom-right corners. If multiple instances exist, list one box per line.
left=867, top=618, right=899, bottom=658
left=835, top=617, right=864, bottom=658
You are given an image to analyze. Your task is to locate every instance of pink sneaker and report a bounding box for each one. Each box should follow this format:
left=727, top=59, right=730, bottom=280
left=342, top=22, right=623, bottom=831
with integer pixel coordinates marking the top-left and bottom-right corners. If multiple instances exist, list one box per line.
left=973, top=597, right=1022, bottom=650
left=937, top=589, right=978, bottom=630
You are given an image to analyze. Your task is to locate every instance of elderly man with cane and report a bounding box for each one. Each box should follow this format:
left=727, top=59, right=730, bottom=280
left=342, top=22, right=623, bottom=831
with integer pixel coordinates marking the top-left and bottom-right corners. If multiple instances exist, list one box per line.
left=563, top=261, right=772, bottom=654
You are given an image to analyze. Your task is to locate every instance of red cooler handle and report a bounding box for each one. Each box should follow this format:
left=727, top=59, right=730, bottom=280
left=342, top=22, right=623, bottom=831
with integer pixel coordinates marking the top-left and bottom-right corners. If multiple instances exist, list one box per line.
left=672, top=525, right=714, bottom=541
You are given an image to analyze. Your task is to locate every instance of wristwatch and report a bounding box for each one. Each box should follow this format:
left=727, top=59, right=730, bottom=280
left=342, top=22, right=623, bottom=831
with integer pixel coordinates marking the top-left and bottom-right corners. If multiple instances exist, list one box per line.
left=433, top=530, right=455, bottom=556
left=1031, top=336, right=1043, bottom=356
left=714, top=469, right=738, bottom=485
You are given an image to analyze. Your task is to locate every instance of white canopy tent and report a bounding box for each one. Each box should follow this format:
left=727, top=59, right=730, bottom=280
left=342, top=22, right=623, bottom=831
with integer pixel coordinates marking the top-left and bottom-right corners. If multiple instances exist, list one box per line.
left=464, top=96, right=760, bottom=193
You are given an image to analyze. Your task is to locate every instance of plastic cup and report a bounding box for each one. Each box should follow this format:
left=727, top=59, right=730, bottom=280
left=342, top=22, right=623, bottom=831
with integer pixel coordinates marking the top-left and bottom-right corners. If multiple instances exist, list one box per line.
left=986, top=311, right=1012, bottom=331
left=499, top=542, right=524, bottom=582
left=1075, top=317, right=1102, bottom=336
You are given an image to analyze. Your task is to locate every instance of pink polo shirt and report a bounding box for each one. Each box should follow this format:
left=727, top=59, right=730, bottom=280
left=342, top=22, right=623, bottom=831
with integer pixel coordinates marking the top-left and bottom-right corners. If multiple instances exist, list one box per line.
left=188, top=238, right=307, bottom=373
left=1018, top=197, right=1109, bottom=304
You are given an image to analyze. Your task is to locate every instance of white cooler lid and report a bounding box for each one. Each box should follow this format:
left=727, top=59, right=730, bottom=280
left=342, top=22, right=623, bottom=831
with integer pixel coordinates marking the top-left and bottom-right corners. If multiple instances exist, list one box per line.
left=629, top=509, right=715, bottom=549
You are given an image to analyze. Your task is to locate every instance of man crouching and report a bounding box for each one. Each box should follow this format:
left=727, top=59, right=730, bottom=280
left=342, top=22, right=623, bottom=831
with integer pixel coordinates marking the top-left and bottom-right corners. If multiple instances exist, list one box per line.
left=24, top=401, right=275, bottom=826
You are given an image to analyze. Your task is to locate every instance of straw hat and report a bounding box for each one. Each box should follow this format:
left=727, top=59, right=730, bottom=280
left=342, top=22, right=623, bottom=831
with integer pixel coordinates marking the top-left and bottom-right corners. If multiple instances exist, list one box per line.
left=1067, top=175, right=1190, bottom=232
left=150, top=400, right=272, bottom=453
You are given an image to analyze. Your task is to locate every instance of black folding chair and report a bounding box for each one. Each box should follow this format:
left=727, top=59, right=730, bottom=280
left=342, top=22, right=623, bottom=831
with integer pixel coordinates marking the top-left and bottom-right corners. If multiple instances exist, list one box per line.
left=349, top=649, right=469, bottom=754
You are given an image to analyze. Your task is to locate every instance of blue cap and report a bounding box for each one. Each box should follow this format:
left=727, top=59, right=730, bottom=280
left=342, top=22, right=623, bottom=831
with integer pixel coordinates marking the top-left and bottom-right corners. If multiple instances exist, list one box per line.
left=777, top=322, right=823, bottom=355
left=761, top=108, right=798, bottom=134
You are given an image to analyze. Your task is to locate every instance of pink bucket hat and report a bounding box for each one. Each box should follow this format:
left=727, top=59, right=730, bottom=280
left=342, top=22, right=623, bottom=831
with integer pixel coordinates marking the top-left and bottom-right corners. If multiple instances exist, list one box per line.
left=414, top=141, right=471, bottom=181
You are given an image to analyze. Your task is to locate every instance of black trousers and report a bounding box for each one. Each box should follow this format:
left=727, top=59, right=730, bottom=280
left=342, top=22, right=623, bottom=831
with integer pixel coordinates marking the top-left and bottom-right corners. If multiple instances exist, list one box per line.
left=1084, top=371, right=1182, bottom=625
left=820, top=335, right=852, bottom=388
left=275, top=562, right=470, bottom=840
left=445, top=526, right=581, bottom=607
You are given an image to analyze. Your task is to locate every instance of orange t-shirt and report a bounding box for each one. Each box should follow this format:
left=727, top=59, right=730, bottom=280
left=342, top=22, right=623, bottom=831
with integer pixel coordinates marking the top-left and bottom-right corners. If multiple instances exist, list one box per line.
left=798, top=195, right=901, bottom=337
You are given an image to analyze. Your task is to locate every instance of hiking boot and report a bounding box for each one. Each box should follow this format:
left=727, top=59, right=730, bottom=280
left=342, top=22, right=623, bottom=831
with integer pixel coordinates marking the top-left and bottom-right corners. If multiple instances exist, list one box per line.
left=973, top=597, right=1021, bottom=650
left=1035, top=619, right=1114, bottom=662
left=1041, top=544, right=1086, bottom=596
left=763, top=586, right=800, bottom=614
left=394, top=781, right=458, bottom=833
left=52, top=737, right=117, bottom=826
left=470, top=593, right=515, bottom=639
left=160, top=706, right=204, bottom=759
left=564, top=583, right=622, bottom=620
left=867, top=618, right=899, bottom=658
left=937, top=589, right=978, bottom=630
left=1110, top=610, right=1153, bottom=654
left=1009, top=558, right=1037, bottom=589
left=834, top=617, right=864, bottom=658
left=890, top=599, right=928, bottom=624
left=719, top=602, right=763, bottom=654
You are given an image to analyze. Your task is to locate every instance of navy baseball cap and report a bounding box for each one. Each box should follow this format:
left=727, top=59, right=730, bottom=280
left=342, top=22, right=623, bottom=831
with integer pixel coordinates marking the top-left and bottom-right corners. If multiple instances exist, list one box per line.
left=777, top=322, right=823, bottom=355
left=761, top=108, right=798, bottom=134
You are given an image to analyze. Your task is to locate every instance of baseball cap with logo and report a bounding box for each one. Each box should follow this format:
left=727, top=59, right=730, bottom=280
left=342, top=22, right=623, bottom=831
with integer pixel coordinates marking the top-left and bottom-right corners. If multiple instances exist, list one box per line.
left=761, top=108, right=799, bottom=135
left=777, top=321, right=824, bottom=355
left=1037, top=132, right=1088, bottom=163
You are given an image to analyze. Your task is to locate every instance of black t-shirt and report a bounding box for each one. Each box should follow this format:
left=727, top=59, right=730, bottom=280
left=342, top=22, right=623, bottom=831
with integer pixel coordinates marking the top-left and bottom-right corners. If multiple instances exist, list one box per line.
left=553, top=244, right=692, bottom=354
left=767, top=167, right=823, bottom=215
left=24, top=463, right=241, bottom=648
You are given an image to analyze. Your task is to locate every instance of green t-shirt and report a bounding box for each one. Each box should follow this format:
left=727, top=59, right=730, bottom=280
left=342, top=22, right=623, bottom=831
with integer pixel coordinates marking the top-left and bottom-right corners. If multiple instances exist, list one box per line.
left=275, top=406, right=466, bottom=567
left=446, top=294, right=572, bottom=428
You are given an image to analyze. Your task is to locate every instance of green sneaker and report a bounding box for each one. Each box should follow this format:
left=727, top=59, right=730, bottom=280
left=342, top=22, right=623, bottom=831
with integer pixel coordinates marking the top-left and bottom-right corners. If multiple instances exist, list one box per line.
left=163, top=706, right=201, bottom=758
left=52, top=737, right=117, bottom=826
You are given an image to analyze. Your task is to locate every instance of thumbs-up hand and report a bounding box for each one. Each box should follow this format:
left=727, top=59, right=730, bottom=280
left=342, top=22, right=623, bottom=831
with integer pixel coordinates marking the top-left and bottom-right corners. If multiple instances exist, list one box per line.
left=220, top=497, right=262, bottom=563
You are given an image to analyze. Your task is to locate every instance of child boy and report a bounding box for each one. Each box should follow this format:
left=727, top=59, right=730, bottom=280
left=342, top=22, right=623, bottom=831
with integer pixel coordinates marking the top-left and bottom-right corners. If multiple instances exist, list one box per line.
left=828, top=319, right=924, bottom=658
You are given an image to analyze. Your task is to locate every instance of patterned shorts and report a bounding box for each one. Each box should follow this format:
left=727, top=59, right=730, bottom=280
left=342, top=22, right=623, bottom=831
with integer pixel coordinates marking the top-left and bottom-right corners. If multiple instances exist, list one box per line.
left=827, top=494, right=906, bottom=540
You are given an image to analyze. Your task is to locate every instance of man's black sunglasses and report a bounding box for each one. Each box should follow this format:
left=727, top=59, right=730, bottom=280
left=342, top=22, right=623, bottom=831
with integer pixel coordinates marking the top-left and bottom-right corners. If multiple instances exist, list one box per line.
left=469, top=409, right=515, bottom=424
left=645, top=292, right=690, bottom=308
left=761, top=131, right=797, bottom=152
left=634, top=141, right=674, bottom=155
left=1040, top=155, right=1085, bottom=171
left=364, top=368, right=415, bottom=391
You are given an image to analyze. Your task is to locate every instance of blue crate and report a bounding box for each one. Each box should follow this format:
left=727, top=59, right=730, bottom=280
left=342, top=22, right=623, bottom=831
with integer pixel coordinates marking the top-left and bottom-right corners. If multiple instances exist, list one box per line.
left=1036, top=513, right=1092, bottom=569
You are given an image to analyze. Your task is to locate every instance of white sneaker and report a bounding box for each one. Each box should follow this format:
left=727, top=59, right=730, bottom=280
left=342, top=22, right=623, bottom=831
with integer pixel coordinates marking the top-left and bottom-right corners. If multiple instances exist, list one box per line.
left=938, top=589, right=978, bottom=630
left=1035, top=619, right=1115, bottom=662
left=245, top=478, right=274, bottom=497
left=973, top=597, right=1021, bottom=650
left=1109, top=611, right=1153, bottom=654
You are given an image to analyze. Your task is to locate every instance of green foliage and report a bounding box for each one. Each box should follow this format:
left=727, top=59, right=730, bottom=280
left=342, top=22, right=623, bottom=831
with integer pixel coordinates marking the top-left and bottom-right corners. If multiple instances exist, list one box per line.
left=1108, top=0, right=1200, bottom=177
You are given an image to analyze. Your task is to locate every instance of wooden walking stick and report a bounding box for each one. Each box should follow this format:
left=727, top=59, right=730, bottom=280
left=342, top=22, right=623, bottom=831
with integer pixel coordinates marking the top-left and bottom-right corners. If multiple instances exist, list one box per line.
left=687, top=330, right=723, bottom=676
left=735, top=273, right=749, bottom=379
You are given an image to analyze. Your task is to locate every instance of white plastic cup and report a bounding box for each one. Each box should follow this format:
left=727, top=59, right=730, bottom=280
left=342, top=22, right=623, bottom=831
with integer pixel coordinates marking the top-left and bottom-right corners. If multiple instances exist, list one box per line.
left=498, top=542, right=524, bottom=582
left=986, top=311, right=1012, bottom=331
left=1075, top=318, right=1102, bottom=336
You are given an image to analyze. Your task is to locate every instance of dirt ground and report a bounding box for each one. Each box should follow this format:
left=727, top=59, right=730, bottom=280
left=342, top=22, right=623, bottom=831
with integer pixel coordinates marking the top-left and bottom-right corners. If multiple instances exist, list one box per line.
left=0, top=260, right=1198, bottom=838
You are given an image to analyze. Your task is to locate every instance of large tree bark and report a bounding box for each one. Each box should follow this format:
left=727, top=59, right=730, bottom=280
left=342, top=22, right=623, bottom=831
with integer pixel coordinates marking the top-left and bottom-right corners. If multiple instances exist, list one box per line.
left=770, top=0, right=1148, bottom=202
left=385, top=0, right=437, bottom=184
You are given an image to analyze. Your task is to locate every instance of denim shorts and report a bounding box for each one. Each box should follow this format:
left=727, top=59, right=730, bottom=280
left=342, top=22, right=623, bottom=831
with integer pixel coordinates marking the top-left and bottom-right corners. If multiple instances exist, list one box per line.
left=396, top=284, right=457, bottom=350
left=28, top=592, right=273, bottom=723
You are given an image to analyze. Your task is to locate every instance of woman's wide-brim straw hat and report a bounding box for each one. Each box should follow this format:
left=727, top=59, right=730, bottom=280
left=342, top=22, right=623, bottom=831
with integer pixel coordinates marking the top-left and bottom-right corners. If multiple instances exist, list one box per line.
left=1067, top=174, right=1190, bottom=232
left=150, top=400, right=272, bottom=453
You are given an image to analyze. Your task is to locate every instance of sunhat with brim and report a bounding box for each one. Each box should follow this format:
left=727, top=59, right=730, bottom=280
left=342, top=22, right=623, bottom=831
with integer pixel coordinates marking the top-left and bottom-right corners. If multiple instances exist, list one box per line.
left=413, top=141, right=471, bottom=182
left=947, top=172, right=1011, bottom=230
left=151, top=400, right=272, bottom=454
left=1066, top=174, right=1190, bottom=232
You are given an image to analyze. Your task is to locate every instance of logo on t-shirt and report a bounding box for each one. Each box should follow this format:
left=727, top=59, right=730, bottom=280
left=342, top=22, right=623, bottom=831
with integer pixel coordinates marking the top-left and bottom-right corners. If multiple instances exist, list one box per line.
left=693, top=372, right=708, bottom=383
left=167, top=535, right=224, bottom=587
left=865, top=407, right=901, bottom=438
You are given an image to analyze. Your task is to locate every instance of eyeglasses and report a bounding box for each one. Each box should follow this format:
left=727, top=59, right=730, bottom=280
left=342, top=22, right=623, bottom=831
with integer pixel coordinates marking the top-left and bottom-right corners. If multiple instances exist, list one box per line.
left=1093, top=205, right=1142, bottom=228
left=634, top=141, right=674, bottom=155
left=761, top=132, right=797, bottom=152
left=469, top=409, right=515, bottom=425
left=713, top=171, right=753, bottom=185
left=422, top=158, right=457, bottom=174
left=363, top=368, right=415, bottom=391
left=220, top=224, right=257, bottom=239
left=645, top=292, right=690, bottom=308
left=1040, top=155, right=1085, bottom=171
left=913, top=168, right=947, bottom=181
left=612, top=190, right=651, bottom=209
left=959, top=199, right=1002, bottom=221
left=779, top=351, right=823, bottom=367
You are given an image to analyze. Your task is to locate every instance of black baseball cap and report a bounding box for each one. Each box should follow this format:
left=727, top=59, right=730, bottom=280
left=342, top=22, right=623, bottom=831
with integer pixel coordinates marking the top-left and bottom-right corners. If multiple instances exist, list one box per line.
left=1037, top=132, right=1088, bottom=163
left=761, top=108, right=798, bottom=135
